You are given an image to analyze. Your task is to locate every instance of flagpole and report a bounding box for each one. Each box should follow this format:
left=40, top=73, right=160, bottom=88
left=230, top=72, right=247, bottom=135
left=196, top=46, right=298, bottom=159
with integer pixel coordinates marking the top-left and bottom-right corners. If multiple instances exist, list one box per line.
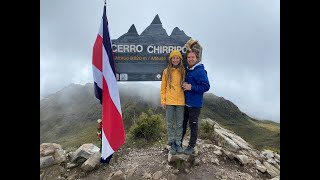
left=101, top=0, right=108, bottom=164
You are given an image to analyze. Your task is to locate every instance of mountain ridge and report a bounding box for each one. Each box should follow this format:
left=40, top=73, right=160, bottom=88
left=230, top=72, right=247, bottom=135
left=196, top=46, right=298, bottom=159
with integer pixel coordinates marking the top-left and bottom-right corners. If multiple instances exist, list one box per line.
left=40, top=83, right=279, bottom=151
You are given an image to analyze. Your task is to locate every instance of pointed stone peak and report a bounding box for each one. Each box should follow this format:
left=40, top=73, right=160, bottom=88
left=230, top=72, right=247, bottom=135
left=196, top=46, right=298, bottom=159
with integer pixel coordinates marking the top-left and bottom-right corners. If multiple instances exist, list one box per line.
left=171, top=27, right=181, bottom=35
left=151, top=14, right=162, bottom=25
left=172, top=27, right=181, bottom=32
left=170, top=27, right=187, bottom=36
left=127, top=24, right=138, bottom=34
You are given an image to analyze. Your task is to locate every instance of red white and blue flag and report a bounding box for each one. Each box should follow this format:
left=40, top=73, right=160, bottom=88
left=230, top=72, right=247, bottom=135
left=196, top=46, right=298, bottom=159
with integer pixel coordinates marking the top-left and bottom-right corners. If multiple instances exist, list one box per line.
left=92, top=3, right=125, bottom=163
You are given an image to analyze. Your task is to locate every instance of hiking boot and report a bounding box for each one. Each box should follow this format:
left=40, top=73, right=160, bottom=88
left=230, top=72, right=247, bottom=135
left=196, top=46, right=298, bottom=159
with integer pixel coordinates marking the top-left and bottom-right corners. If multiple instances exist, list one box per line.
left=183, top=146, right=194, bottom=155
left=170, top=142, right=177, bottom=155
left=175, top=143, right=183, bottom=153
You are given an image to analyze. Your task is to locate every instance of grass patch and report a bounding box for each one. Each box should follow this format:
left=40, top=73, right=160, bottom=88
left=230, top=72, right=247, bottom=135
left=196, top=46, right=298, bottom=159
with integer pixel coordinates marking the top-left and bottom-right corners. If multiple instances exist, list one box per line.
left=251, top=119, right=280, bottom=132
left=41, top=121, right=100, bottom=150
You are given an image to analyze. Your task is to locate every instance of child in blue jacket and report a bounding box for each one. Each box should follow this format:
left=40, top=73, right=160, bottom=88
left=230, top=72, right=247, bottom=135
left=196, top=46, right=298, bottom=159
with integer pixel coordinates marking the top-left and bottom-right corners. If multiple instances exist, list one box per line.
left=181, top=48, right=210, bottom=155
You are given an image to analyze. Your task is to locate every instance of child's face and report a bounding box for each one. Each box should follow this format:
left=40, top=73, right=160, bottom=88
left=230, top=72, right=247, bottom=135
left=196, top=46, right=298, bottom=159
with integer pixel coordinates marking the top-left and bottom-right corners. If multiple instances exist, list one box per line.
left=171, top=56, right=181, bottom=66
left=187, top=52, right=197, bottom=67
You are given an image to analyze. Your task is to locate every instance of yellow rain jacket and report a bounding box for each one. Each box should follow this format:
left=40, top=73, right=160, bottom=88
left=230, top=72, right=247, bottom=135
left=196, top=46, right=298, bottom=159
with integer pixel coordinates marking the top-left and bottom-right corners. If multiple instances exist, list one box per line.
left=160, top=68, right=185, bottom=105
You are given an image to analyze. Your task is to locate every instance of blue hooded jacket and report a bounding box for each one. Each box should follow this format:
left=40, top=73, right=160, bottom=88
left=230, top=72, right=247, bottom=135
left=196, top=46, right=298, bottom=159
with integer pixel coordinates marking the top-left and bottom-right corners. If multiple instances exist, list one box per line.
left=185, top=63, right=210, bottom=108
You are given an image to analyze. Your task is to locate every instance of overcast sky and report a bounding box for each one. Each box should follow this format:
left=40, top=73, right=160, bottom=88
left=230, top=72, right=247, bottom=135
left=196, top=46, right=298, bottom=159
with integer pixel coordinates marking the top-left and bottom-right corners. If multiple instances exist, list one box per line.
left=40, top=0, right=280, bottom=122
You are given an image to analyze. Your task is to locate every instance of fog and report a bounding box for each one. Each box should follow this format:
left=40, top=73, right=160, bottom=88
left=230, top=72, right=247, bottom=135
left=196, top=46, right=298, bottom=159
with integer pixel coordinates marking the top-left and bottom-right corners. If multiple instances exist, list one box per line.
left=41, top=0, right=280, bottom=122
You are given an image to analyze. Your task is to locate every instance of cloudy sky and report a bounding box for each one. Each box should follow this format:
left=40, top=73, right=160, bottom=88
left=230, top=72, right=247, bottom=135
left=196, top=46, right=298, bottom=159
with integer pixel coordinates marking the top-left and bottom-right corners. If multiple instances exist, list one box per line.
left=40, top=0, right=280, bottom=122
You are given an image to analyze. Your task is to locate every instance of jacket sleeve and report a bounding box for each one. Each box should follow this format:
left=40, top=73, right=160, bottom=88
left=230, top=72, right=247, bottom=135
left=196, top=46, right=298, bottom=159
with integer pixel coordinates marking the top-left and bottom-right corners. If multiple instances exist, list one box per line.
left=191, top=69, right=210, bottom=93
left=160, top=69, right=167, bottom=104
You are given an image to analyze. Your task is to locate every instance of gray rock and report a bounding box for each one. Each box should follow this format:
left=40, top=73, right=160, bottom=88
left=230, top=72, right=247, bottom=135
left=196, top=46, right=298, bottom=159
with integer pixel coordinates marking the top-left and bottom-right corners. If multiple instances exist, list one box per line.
left=152, top=171, right=163, bottom=180
left=81, top=152, right=101, bottom=172
left=125, top=165, right=138, bottom=179
left=222, top=149, right=235, bottom=160
left=107, top=170, right=125, bottom=180
left=262, top=150, right=275, bottom=158
left=66, top=174, right=79, bottom=180
left=235, top=155, right=249, bottom=165
left=194, top=158, right=200, bottom=166
left=255, top=160, right=267, bottom=173
left=213, top=145, right=222, bottom=150
left=71, top=143, right=100, bottom=163
left=142, top=173, right=152, bottom=179
left=269, top=176, right=280, bottom=180
left=66, top=163, right=78, bottom=169
left=210, top=157, right=220, bottom=165
left=54, top=149, right=66, bottom=164
left=214, top=128, right=240, bottom=151
left=168, top=153, right=193, bottom=162
left=213, top=150, right=222, bottom=156
left=40, top=156, right=54, bottom=169
left=263, top=161, right=280, bottom=178
left=267, top=158, right=277, bottom=165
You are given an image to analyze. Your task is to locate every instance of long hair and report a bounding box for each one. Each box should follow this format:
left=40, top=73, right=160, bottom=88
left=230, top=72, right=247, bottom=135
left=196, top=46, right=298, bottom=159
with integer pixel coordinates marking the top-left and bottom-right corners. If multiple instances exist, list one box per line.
left=166, top=57, right=185, bottom=89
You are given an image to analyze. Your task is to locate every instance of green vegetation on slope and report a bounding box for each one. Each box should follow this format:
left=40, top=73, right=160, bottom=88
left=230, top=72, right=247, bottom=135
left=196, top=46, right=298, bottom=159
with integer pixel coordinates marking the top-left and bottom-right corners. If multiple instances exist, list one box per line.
left=40, top=83, right=279, bottom=152
left=42, top=121, right=99, bottom=150
left=201, top=93, right=280, bottom=151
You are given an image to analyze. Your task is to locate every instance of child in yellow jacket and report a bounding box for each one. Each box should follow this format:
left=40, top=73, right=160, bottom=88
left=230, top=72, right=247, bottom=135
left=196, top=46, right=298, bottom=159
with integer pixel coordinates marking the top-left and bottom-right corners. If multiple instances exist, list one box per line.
left=160, top=50, right=185, bottom=155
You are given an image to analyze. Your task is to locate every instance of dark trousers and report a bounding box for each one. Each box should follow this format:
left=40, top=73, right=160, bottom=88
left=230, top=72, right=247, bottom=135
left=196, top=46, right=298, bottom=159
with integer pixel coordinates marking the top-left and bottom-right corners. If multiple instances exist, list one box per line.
left=181, top=106, right=201, bottom=148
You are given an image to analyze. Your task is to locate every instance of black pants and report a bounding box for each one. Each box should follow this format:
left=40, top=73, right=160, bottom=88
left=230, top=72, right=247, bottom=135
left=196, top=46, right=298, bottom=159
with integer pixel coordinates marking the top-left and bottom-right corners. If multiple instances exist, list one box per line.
left=181, top=106, right=201, bottom=148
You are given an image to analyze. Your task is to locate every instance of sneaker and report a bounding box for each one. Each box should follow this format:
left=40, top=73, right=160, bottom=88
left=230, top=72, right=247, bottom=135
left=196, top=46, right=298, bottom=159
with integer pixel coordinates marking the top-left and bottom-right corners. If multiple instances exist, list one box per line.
left=183, top=146, right=194, bottom=155
left=170, top=142, right=177, bottom=155
left=175, top=143, right=183, bottom=153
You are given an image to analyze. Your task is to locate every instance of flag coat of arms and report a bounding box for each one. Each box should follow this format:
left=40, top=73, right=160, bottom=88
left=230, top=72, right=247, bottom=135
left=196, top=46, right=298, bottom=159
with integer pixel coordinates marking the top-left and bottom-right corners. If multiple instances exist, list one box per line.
left=92, top=3, right=125, bottom=163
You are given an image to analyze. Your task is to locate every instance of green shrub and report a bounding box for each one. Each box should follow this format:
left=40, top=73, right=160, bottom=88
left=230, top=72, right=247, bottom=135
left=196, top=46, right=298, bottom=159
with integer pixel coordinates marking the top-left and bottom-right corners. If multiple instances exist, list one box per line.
left=127, top=109, right=166, bottom=144
left=199, top=121, right=215, bottom=140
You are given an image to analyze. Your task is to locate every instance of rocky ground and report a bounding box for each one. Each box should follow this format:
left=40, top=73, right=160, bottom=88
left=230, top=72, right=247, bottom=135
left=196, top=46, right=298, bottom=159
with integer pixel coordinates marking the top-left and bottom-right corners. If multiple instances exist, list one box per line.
left=80, top=141, right=271, bottom=180
left=40, top=121, right=280, bottom=180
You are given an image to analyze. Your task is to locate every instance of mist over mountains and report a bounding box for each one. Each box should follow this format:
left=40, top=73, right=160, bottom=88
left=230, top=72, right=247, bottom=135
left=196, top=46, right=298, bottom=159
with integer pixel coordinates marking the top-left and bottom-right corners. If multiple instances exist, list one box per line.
left=40, top=83, right=279, bottom=151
